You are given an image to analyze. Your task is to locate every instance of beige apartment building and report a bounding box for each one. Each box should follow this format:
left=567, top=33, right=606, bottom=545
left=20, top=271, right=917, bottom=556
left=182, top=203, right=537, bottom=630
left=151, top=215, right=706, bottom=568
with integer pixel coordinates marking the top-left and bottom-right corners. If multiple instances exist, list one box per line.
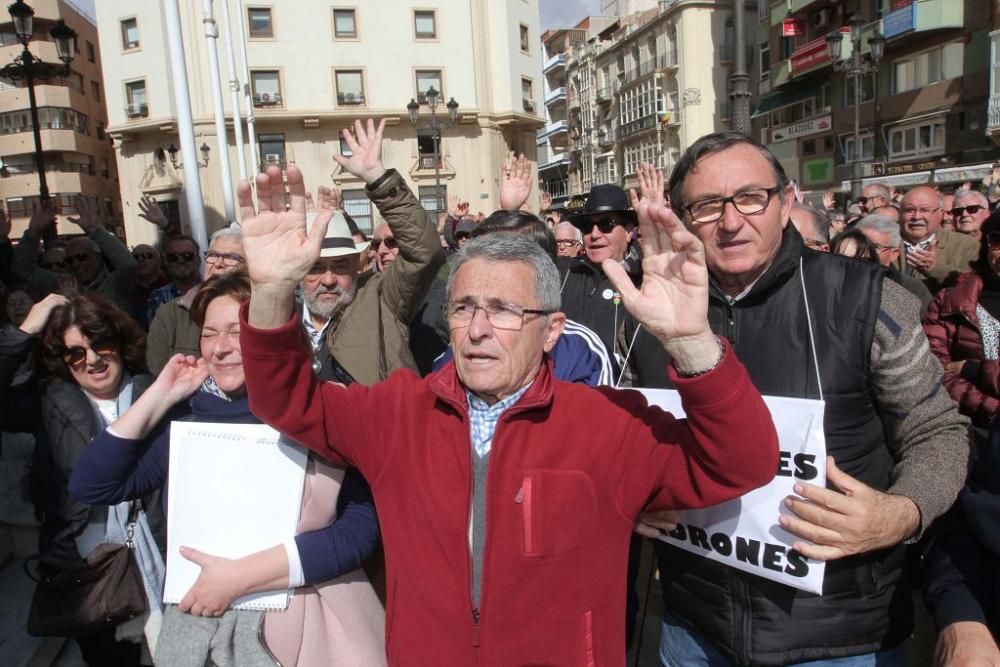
left=0, top=0, right=122, bottom=239
left=95, top=0, right=544, bottom=244
left=551, top=0, right=756, bottom=203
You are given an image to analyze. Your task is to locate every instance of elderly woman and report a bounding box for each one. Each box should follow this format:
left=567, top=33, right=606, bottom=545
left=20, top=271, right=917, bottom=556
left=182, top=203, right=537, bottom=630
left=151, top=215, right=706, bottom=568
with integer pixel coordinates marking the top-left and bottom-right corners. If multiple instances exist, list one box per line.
left=924, top=218, right=1000, bottom=426
left=69, top=272, right=385, bottom=666
left=32, top=294, right=161, bottom=666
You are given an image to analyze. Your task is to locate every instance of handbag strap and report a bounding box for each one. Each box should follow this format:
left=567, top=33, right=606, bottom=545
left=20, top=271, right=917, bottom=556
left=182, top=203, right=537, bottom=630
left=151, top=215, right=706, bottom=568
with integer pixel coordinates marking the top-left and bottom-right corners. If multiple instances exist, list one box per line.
left=124, top=499, right=142, bottom=548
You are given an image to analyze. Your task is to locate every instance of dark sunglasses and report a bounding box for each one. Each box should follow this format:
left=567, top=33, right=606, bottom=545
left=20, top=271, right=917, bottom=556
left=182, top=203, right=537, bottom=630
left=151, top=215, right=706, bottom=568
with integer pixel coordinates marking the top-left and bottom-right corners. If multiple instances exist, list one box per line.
left=64, top=252, right=93, bottom=266
left=580, top=217, right=623, bottom=234
left=372, top=237, right=397, bottom=250
left=41, top=260, right=66, bottom=270
left=62, top=340, right=117, bottom=367
left=166, top=251, right=197, bottom=263
left=951, top=205, right=985, bottom=217
left=133, top=251, right=157, bottom=261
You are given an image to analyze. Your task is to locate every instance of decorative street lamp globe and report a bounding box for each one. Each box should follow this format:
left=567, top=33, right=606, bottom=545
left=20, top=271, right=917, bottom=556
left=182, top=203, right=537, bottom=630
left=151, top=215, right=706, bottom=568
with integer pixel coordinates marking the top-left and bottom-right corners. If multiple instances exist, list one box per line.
left=8, top=0, right=34, bottom=44
left=50, top=19, right=76, bottom=62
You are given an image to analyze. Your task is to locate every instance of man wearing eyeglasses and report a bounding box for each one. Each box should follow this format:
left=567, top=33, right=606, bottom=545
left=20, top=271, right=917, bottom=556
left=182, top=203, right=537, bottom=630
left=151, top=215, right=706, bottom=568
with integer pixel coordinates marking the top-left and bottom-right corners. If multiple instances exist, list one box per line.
left=858, top=183, right=890, bottom=214
left=144, top=237, right=202, bottom=325
left=622, top=132, right=969, bottom=666
left=296, top=119, right=443, bottom=386
left=898, top=185, right=979, bottom=292
left=234, top=150, right=780, bottom=663
left=952, top=189, right=991, bottom=242
left=13, top=198, right=138, bottom=312
left=554, top=221, right=584, bottom=258
left=145, top=228, right=246, bottom=374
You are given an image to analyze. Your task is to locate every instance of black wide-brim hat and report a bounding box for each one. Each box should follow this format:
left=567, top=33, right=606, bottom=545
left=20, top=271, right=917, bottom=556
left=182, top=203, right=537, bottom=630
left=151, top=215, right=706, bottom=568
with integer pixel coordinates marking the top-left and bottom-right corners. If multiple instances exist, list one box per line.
left=569, top=184, right=638, bottom=231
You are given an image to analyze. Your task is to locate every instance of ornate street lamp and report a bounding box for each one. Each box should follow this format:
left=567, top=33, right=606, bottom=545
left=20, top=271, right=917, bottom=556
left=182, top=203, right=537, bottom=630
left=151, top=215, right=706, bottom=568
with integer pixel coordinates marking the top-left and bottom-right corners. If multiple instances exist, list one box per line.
left=406, top=87, right=460, bottom=216
left=827, top=15, right=884, bottom=201
left=1, top=1, right=78, bottom=204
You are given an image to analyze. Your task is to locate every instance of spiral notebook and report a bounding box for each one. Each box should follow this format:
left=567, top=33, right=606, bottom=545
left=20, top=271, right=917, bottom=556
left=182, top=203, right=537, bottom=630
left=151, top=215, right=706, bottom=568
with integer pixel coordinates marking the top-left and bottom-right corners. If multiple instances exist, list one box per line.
left=163, top=422, right=308, bottom=611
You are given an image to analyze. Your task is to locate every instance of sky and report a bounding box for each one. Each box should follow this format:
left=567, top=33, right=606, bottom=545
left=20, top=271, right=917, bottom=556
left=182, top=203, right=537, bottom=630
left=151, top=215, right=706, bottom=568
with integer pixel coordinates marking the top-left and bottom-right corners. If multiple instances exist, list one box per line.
left=540, top=0, right=601, bottom=31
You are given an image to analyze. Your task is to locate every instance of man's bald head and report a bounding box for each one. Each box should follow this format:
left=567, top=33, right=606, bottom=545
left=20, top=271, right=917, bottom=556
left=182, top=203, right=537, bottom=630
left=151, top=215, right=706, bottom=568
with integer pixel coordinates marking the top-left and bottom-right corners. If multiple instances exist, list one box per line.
left=899, top=186, right=945, bottom=244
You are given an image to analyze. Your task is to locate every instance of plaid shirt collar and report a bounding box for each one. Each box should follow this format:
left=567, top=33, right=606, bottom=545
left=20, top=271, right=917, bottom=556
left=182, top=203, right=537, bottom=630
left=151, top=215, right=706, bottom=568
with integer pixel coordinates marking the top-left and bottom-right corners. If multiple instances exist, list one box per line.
left=466, top=382, right=533, bottom=459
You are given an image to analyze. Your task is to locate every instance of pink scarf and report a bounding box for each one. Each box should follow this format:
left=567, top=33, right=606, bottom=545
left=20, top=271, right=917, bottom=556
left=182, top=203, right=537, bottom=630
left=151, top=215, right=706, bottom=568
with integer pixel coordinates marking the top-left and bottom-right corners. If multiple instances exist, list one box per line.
left=262, top=458, right=386, bottom=666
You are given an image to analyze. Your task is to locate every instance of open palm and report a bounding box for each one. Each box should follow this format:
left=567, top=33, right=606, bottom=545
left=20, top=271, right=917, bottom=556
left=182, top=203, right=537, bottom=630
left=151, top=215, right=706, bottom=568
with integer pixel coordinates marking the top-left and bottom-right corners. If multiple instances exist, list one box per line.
left=238, top=165, right=331, bottom=290
left=603, top=201, right=708, bottom=342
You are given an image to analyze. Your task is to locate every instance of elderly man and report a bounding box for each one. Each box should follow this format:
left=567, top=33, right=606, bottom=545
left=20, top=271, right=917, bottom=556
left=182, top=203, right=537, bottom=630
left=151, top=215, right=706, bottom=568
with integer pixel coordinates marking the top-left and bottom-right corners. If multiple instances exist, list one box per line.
left=232, top=126, right=779, bottom=664
left=370, top=221, right=399, bottom=272
left=871, top=203, right=900, bottom=224
left=952, top=188, right=991, bottom=241
left=298, top=120, right=443, bottom=385
left=856, top=214, right=932, bottom=316
left=899, top=185, right=979, bottom=292
left=145, top=236, right=202, bottom=324
left=145, top=228, right=245, bottom=373
left=789, top=203, right=830, bottom=251
left=622, top=132, right=969, bottom=666
left=14, top=198, right=137, bottom=311
left=554, top=221, right=584, bottom=258
left=561, top=183, right=641, bottom=358
left=859, top=182, right=890, bottom=214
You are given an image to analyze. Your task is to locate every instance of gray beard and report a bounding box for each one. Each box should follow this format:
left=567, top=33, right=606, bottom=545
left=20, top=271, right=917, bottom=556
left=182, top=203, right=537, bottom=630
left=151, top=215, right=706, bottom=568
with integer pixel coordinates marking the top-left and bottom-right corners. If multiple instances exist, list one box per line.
left=304, top=283, right=357, bottom=321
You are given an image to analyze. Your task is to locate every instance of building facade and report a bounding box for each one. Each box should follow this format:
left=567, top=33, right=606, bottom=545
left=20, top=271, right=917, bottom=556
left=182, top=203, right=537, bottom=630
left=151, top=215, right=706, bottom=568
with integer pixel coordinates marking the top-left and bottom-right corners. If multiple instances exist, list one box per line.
left=554, top=0, right=757, bottom=204
left=538, top=25, right=587, bottom=208
left=95, top=0, right=544, bottom=245
left=0, top=0, right=122, bottom=240
left=757, top=0, right=998, bottom=202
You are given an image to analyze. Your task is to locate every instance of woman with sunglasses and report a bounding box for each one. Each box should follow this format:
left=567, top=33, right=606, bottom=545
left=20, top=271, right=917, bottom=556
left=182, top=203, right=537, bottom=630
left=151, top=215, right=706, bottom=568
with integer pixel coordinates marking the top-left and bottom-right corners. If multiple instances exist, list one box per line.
left=924, top=216, right=1000, bottom=430
left=32, top=293, right=162, bottom=666
left=69, top=272, right=385, bottom=666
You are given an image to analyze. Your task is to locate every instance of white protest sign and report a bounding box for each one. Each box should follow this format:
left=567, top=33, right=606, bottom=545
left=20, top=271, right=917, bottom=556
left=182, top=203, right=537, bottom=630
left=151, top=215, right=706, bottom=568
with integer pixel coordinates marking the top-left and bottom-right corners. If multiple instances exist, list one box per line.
left=639, top=389, right=828, bottom=594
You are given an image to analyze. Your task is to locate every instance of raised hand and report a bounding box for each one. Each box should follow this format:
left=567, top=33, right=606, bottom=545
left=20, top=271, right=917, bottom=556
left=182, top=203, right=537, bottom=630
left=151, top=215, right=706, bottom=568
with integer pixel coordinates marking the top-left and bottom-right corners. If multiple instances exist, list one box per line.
left=332, top=118, right=387, bottom=185
left=67, top=196, right=100, bottom=233
left=540, top=191, right=553, bottom=212
left=822, top=191, right=835, bottom=211
left=448, top=193, right=469, bottom=219
left=499, top=153, right=534, bottom=210
left=317, top=185, right=341, bottom=210
left=603, top=200, right=717, bottom=372
left=137, top=195, right=168, bottom=230
left=630, top=162, right=666, bottom=211
left=178, top=547, right=240, bottom=617
left=154, top=354, right=210, bottom=405
left=18, top=293, right=69, bottom=335
left=28, top=200, right=56, bottom=234
left=239, top=165, right=332, bottom=295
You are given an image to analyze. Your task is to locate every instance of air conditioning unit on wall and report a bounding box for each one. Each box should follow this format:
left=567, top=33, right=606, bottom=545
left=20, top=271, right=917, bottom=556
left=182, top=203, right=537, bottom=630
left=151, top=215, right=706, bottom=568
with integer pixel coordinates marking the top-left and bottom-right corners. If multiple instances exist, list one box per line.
left=813, top=8, right=832, bottom=28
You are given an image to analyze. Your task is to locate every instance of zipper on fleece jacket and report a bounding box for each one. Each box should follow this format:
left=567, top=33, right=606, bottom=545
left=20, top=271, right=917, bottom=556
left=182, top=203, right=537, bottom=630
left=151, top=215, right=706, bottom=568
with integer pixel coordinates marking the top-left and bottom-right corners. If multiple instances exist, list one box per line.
left=468, top=453, right=482, bottom=650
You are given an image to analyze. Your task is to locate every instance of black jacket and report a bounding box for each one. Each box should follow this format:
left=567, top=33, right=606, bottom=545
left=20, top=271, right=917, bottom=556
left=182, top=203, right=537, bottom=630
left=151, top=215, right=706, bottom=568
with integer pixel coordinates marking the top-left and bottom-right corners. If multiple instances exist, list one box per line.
left=627, top=226, right=910, bottom=665
left=33, top=374, right=163, bottom=569
left=924, top=421, right=1000, bottom=634
left=558, top=254, right=640, bottom=360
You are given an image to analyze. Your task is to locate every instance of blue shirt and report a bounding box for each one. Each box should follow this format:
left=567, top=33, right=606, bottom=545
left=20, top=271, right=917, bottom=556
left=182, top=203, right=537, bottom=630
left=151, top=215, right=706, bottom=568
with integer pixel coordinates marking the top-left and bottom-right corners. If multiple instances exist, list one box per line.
left=466, top=383, right=532, bottom=458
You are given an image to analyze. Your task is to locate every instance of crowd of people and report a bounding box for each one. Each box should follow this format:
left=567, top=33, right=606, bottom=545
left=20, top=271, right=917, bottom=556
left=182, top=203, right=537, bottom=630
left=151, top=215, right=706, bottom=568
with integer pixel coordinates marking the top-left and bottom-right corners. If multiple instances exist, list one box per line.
left=0, top=116, right=995, bottom=666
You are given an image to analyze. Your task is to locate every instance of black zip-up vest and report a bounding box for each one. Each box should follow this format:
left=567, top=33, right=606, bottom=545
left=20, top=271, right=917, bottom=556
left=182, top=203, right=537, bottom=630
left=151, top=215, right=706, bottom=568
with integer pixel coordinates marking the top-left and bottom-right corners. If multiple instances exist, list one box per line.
left=626, top=227, right=912, bottom=665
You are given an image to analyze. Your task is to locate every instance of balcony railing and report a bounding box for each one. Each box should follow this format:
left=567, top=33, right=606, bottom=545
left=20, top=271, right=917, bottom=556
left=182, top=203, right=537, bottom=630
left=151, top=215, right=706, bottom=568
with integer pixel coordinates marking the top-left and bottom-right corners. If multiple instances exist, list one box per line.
left=620, top=113, right=659, bottom=139
left=539, top=151, right=570, bottom=169
left=538, top=119, right=569, bottom=138
left=543, top=53, right=567, bottom=74
left=622, top=51, right=679, bottom=84
left=545, top=87, right=567, bottom=106
left=542, top=178, right=569, bottom=199
left=989, top=95, right=1000, bottom=131
left=597, top=126, right=616, bottom=147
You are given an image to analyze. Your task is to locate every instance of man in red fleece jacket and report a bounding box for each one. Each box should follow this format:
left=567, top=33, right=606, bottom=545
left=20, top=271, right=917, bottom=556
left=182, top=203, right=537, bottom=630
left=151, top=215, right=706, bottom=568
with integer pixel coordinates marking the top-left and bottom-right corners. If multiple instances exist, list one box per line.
left=236, top=119, right=779, bottom=665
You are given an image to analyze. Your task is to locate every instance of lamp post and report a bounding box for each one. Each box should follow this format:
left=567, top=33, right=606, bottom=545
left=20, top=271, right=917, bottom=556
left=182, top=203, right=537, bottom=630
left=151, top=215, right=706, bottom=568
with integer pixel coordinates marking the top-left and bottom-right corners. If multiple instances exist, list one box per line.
left=407, top=87, right=459, bottom=216
left=827, top=15, right=884, bottom=202
left=1, top=0, right=77, bottom=204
